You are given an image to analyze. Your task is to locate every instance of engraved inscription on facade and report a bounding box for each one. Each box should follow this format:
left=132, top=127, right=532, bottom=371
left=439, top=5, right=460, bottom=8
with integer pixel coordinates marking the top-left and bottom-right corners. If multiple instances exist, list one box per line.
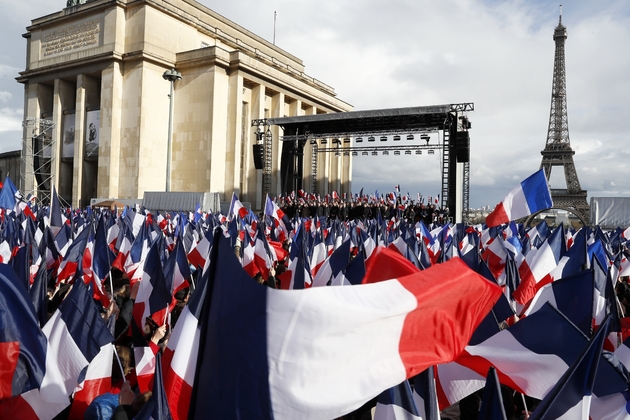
left=41, top=20, right=101, bottom=57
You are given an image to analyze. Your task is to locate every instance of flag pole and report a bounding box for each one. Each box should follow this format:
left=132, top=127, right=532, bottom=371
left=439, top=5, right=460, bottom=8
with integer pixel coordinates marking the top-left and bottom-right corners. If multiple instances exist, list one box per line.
left=114, top=347, right=127, bottom=383
left=520, top=392, right=529, bottom=417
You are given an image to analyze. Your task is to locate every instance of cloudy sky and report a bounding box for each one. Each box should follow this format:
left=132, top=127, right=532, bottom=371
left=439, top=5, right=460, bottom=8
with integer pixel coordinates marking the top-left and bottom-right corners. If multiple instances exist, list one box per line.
left=1, top=0, right=629, bottom=209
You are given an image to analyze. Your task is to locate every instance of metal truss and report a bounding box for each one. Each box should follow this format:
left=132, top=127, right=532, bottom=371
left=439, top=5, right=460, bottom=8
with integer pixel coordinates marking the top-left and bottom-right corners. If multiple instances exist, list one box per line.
left=316, top=144, right=443, bottom=153
left=263, top=128, right=272, bottom=196
left=252, top=119, right=273, bottom=198
left=441, top=127, right=451, bottom=211
left=281, top=127, right=440, bottom=142
left=462, top=160, right=470, bottom=224
left=449, top=103, right=475, bottom=112
left=311, top=141, right=318, bottom=194
left=22, top=117, right=56, bottom=205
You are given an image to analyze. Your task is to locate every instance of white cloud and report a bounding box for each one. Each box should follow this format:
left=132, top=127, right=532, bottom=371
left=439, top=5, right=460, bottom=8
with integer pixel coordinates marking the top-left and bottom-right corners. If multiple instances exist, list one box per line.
left=0, top=91, right=11, bottom=103
left=0, top=107, right=23, bottom=132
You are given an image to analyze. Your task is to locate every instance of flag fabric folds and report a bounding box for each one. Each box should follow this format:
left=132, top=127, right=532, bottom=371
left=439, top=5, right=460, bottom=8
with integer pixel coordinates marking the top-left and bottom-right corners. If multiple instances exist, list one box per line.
left=188, top=232, right=501, bottom=420
left=477, top=367, right=508, bottom=420
left=485, top=169, right=553, bottom=228
left=529, top=317, right=615, bottom=420
left=3, top=279, right=114, bottom=420
left=374, top=380, right=422, bottom=420
left=0, top=264, right=47, bottom=400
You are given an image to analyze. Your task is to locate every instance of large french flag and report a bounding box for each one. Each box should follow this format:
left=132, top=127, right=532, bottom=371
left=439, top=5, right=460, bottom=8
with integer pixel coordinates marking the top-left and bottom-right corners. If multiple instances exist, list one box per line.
left=485, top=169, right=553, bottom=228
left=187, top=232, right=501, bottom=420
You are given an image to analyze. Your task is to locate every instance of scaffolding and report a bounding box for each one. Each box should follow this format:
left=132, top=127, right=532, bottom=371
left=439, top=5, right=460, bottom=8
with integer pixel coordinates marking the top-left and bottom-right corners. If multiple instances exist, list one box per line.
left=21, top=117, right=56, bottom=205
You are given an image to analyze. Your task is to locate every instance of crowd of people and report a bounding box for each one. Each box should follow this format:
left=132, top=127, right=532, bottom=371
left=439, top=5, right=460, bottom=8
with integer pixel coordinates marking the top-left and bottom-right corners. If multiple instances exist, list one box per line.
left=277, top=192, right=449, bottom=225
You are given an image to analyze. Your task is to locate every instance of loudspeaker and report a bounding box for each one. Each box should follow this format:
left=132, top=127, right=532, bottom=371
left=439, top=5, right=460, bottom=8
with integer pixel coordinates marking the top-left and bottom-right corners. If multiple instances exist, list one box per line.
left=455, top=132, right=470, bottom=163
left=253, top=144, right=264, bottom=169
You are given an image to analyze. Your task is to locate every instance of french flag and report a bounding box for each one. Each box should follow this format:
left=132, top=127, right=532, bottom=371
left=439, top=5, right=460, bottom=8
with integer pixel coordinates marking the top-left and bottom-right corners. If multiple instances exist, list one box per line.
left=478, top=367, right=508, bottom=420
left=286, top=224, right=312, bottom=289
left=522, top=268, right=594, bottom=335
left=434, top=362, right=485, bottom=410
left=187, top=232, right=501, bottom=420
left=374, top=380, right=422, bottom=420
left=528, top=316, right=615, bottom=420
left=132, top=243, right=172, bottom=331
left=513, top=224, right=564, bottom=305
left=411, top=367, right=440, bottom=420
left=163, top=238, right=192, bottom=296
left=56, top=224, right=90, bottom=284
left=135, top=352, right=173, bottom=420
left=5, top=279, right=114, bottom=420
left=455, top=303, right=628, bottom=401
left=0, top=265, right=47, bottom=400
left=485, top=169, right=553, bottom=228
left=187, top=228, right=212, bottom=270
left=228, top=192, right=249, bottom=220
left=309, top=230, right=327, bottom=278
left=163, top=258, right=210, bottom=420
left=67, top=343, right=114, bottom=419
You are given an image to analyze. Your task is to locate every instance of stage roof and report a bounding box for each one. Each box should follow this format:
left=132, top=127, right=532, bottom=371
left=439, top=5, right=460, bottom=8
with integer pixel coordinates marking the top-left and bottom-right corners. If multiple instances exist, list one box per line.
left=266, top=103, right=473, bottom=136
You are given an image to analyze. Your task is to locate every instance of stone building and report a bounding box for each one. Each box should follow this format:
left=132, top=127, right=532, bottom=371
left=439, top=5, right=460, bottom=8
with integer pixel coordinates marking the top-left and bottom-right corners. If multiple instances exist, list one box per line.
left=18, top=0, right=352, bottom=208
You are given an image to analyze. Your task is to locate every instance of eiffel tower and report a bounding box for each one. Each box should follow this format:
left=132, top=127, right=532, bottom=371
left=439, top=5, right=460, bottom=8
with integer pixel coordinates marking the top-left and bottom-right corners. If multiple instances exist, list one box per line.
left=539, top=9, right=590, bottom=225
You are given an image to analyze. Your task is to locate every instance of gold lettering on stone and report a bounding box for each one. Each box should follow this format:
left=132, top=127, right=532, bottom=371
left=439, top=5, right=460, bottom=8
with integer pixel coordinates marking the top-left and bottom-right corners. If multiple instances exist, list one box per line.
left=41, top=20, right=101, bottom=57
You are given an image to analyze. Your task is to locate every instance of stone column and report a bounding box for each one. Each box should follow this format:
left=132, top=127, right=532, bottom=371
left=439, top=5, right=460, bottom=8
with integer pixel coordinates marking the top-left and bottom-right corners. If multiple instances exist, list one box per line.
left=72, top=75, right=87, bottom=207
left=98, top=61, right=123, bottom=199
left=51, top=80, right=63, bottom=192
left=225, top=71, right=244, bottom=195
left=206, top=66, right=229, bottom=197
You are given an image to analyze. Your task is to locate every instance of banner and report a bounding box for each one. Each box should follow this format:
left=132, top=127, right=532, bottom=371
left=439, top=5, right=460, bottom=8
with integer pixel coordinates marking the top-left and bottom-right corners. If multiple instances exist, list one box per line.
left=84, top=110, right=100, bottom=160
left=62, top=113, right=76, bottom=160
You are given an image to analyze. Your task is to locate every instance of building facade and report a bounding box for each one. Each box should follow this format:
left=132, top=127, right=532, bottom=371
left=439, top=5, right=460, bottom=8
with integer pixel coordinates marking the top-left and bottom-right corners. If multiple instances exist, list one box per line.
left=18, top=0, right=352, bottom=208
